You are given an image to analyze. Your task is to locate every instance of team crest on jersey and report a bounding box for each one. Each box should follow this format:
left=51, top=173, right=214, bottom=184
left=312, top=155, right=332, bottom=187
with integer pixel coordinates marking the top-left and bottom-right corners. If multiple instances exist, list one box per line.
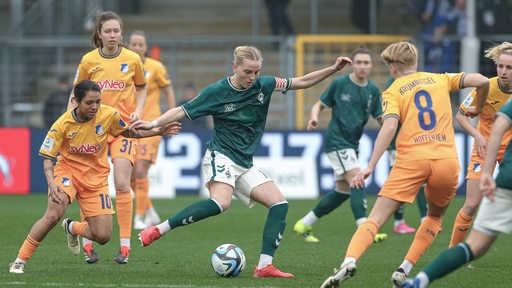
left=472, top=162, right=481, bottom=172
left=120, top=63, right=129, bottom=73
left=340, top=93, right=351, bottom=101
left=62, top=177, right=71, bottom=187
left=224, top=103, right=235, bottom=112
left=95, top=124, right=104, bottom=135
left=257, top=92, right=264, bottom=103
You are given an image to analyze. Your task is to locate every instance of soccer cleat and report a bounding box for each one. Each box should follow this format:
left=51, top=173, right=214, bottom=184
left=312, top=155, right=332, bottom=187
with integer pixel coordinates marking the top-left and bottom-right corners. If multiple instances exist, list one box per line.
left=394, top=222, right=417, bottom=234
left=62, top=218, right=80, bottom=255
left=138, top=225, right=162, bottom=247
left=113, top=245, right=131, bottom=264
left=144, top=210, right=161, bottom=227
left=133, top=215, right=146, bottom=230
left=9, top=262, right=25, bottom=274
left=392, top=268, right=408, bottom=288
left=83, top=242, right=100, bottom=264
left=293, top=219, right=319, bottom=242
left=400, top=278, right=422, bottom=288
left=253, top=264, right=294, bottom=278
left=373, top=233, right=388, bottom=243
left=320, top=262, right=357, bottom=288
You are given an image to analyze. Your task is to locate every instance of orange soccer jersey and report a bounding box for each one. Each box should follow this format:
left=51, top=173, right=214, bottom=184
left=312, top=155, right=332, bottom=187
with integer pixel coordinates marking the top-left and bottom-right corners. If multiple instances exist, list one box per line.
left=73, top=47, right=146, bottom=121
left=383, top=72, right=465, bottom=161
left=39, top=105, right=128, bottom=190
left=460, top=76, right=512, bottom=156
left=141, top=57, right=171, bottom=121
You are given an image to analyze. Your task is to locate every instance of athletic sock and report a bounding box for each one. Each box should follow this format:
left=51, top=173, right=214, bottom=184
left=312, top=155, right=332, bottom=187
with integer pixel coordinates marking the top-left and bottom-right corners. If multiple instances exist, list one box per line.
left=449, top=209, right=474, bottom=247
left=168, top=198, right=222, bottom=229
left=404, top=215, right=441, bottom=265
left=312, top=190, right=350, bottom=218
left=17, top=235, right=40, bottom=262
left=261, top=202, right=288, bottom=257
left=116, top=189, right=133, bottom=240
left=345, top=220, right=379, bottom=260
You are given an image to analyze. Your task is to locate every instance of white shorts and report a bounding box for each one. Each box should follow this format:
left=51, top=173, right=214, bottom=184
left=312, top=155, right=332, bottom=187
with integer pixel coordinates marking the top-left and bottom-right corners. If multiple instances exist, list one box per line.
left=474, top=187, right=512, bottom=235
left=202, top=149, right=272, bottom=208
left=326, top=148, right=359, bottom=181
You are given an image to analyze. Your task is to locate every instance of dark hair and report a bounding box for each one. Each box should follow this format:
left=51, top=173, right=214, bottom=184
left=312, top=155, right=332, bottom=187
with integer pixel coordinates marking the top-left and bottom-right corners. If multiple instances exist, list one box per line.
left=91, top=11, right=123, bottom=48
left=74, top=80, right=101, bottom=102
left=351, top=45, right=372, bottom=60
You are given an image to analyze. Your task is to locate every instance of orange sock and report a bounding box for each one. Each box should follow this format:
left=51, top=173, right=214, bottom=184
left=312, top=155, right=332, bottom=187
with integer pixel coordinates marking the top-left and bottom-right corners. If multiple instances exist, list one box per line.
left=134, top=178, right=149, bottom=215
left=345, top=220, right=379, bottom=260
left=404, top=215, right=441, bottom=265
left=17, top=235, right=40, bottom=261
left=71, top=221, right=89, bottom=237
left=449, top=209, right=474, bottom=247
left=116, top=190, right=133, bottom=239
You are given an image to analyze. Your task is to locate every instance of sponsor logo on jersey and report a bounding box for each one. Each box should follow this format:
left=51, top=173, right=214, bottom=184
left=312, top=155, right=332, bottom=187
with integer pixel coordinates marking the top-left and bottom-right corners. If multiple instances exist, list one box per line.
left=95, top=124, right=104, bottom=135
left=224, top=103, right=235, bottom=112
left=69, top=143, right=101, bottom=154
left=120, top=63, right=129, bottom=73
left=68, top=132, right=78, bottom=138
left=41, top=137, right=55, bottom=152
left=490, top=100, right=500, bottom=105
left=0, top=153, right=12, bottom=186
left=96, top=79, right=126, bottom=90
left=62, top=177, right=71, bottom=187
left=91, top=66, right=101, bottom=73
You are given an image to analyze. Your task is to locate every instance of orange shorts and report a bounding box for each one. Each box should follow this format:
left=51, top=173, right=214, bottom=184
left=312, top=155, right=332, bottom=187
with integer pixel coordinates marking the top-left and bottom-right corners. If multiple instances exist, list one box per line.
left=465, top=144, right=505, bottom=180
left=379, top=158, right=459, bottom=207
left=108, top=134, right=137, bottom=164
left=53, top=166, right=115, bottom=218
left=135, top=136, right=161, bottom=163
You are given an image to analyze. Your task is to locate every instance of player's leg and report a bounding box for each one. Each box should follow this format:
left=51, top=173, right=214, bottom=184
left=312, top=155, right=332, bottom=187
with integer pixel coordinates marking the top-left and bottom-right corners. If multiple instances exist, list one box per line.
left=131, top=159, right=151, bottom=229
left=449, top=179, right=481, bottom=247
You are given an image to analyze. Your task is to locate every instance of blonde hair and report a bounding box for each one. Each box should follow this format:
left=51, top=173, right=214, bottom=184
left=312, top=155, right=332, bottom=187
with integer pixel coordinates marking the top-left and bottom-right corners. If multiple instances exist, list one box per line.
left=484, top=42, right=512, bottom=63
left=91, top=11, right=123, bottom=48
left=233, top=46, right=263, bottom=66
left=381, top=41, right=418, bottom=70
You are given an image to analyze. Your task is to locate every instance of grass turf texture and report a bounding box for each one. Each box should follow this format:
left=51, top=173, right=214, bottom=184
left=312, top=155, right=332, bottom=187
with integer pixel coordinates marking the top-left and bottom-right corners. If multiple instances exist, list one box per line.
left=1, top=194, right=510, bottom=287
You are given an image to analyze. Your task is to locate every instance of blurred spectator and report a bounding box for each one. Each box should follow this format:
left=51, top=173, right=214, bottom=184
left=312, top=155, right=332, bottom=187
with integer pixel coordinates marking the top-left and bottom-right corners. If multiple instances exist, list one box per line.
left=43, top=75, right=71, bottom=128
left=476, top=0, right=511, bottom=35
left=178, top=82, right=210, bottom=130
left=264, top=0, right=294, bottom=45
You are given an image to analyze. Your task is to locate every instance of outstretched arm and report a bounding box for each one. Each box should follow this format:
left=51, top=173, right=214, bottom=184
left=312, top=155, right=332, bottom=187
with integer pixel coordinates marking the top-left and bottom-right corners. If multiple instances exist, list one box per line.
left=289, top=56, right=352, bottom=90
left=462, top=73, right=489, bottom=117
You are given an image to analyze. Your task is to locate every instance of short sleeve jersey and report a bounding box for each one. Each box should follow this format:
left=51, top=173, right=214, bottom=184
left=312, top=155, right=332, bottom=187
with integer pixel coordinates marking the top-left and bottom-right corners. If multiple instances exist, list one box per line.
left=73, top=47, right=146, bottom=121
left=385, top=77, right=399, bottom=151
left=383, top=72, right=465, bottom=160
left=39, top=105, right=128, bottom=189
left=459, top=76, right=512, bottom=149
left=141, top=57, right=172, bottom=120
left=321, top=75, right=382, bottom=152
left=182, top=75, right=291, bottom=168
left=495, top=98, right=512, bottom=189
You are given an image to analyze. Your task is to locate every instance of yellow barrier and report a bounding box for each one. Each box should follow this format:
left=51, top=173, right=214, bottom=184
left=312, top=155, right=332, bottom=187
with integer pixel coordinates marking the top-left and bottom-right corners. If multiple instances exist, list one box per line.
left=294, top=35, right=410, bottom=129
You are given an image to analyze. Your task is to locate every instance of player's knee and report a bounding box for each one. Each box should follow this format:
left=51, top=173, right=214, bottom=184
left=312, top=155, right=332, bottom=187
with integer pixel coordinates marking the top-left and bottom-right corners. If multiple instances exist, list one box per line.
left=462, top=203, right=479, bottom=216
left=93, top=232, right=112, bottom=245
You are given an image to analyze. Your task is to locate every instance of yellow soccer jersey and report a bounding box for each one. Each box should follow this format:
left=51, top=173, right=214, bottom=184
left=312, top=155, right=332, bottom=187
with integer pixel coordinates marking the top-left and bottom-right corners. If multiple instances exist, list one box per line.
left=141, top=57, right=171, bottom=120
left=39, top=105, right=128, bottom=189
left=74, top=46, right=146, bottom=121
left=459, top=76, right=512, bottom=142
left=383, top=72, right=465, bottom=160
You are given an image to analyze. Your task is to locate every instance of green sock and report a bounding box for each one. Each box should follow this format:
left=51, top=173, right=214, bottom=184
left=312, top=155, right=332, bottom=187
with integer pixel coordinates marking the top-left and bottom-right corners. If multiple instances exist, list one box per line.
left=168, top=199, right=221, bottom=229
left=394, top=204, right=405, bottom=221
left=423, top=242, right=474, bottom=282
left=416, top=186, right=428, bottom=219
left=350, top=187, right=367, bottom=221
left=312, top=190, right=350, bottom=218
left=261, top=202, right=288, bottom=257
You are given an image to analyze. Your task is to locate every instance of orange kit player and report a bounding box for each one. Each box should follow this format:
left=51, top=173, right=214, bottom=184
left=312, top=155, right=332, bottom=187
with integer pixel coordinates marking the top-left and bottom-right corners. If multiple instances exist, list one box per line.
left=320, top=41, right=490, bottom=288
left=127, top=30, right=176, bottom=230
left=449, top=42, right=512, bottom=247
left=67, top=11, right=147, bottom=264
left=9, top=80, right=180, bottom=274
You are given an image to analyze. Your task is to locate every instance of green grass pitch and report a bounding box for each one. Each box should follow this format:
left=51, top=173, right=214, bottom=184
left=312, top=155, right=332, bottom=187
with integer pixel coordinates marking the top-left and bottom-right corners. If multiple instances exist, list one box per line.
left=0, top=194, right=510, bottom=287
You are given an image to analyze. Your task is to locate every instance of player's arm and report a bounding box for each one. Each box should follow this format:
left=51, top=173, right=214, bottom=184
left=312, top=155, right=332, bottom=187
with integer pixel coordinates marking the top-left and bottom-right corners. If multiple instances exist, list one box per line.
left=131, top=84, right=147, bottom=123
left=163, top=84, right=177, bottom=109
left=456, top=111, right=487, bottom=158
left=131, top=106, right=186, bottom=131
left=307, top=101, right=325, bottom=131
left=480, top=115, right=510, bottom=200
left=123, top=121, right=181, bottom=138
left=289, top=57, right=352, bottom=90
left=42, top=158, right=65, bottom=204
left=462, top=73, right=489, bottom=117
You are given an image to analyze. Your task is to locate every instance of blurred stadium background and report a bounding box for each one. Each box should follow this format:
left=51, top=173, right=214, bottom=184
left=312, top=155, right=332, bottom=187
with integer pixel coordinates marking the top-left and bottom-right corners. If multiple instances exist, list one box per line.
left=1, top=0, right=511, bottom=196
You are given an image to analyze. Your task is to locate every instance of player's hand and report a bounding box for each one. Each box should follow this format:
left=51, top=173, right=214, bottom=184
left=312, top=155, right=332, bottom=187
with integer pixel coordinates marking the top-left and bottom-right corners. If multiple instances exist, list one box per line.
left=332, top=56, right=353, bottom=71
left=351, top=167, right=373, bottom=189
left=479, top=172, right=496, bottom=201
left=160, top=121, right=182, bottom=137
left=48, top=183, right=64, bottom=204
left=464, top=106, right=481, bottom=118
left=473, top=133, right=488, bottom=159
left=130, top=120, right=153, bottom=133
left=307, top=119, right=318, bottom=131
left=129, top=112, right=140, bottom=124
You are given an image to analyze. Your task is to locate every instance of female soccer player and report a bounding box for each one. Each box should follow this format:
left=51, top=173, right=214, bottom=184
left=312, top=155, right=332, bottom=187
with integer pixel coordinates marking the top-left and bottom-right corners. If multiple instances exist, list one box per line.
left=320, top=41, right=489, bottom=288
left=133, top=45, right=352, bottom=278
left=67, top=11, right=147, bottom=264
left=449, top=42, right=512, bottom=247
left=9, top=80, right=179, bottom=274
left=127, top=30, right=176, bottom=230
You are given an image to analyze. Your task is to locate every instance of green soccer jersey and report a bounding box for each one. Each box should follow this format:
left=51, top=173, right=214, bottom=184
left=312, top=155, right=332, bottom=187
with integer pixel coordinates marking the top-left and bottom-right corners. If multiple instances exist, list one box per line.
left=321, top=74, right=382, bottom=152
left=495, top=99, right=512, bottom=190
left=182, top=76, right=290, bottom=168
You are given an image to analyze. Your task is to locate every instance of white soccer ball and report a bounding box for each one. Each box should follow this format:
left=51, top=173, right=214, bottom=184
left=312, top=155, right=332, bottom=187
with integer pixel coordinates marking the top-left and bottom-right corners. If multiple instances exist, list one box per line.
left=211, top=243, right=246, bottom=277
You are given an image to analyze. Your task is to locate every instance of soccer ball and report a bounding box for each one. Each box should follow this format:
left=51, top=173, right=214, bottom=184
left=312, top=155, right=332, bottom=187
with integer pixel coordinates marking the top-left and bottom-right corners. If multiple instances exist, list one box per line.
left=211, top=243, right=246, bottom=277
